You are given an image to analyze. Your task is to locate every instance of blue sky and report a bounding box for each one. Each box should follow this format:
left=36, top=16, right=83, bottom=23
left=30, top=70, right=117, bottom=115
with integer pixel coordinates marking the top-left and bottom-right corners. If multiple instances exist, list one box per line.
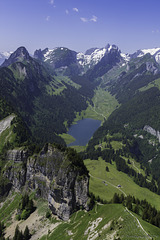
left=0, top=0, right=160, bottom=54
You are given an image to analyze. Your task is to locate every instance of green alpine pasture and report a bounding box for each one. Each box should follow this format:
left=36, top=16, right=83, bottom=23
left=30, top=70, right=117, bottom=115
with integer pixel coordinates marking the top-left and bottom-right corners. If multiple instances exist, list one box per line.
left=73, top=88, right=119, bottom=123
left=40, top=204, right=160, bottom=240
left=59, top=133, right=75, bottom=145
left=0, top=193, right=22, bottom=225
left=139, top=78, right=160, bottom=92
left=84, top=158, right=160, bottom=210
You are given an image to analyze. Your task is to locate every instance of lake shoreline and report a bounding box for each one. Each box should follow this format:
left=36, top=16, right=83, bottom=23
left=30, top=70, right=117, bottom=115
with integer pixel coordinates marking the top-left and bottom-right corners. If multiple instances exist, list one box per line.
left=67, top=118, right=101, bottom=147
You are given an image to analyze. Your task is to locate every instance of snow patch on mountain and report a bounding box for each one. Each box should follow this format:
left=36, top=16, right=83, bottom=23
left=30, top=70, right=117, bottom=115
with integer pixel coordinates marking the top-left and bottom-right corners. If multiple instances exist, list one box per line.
left=140, top=48, right=160, bottom=56
left=43, top=48, right=69, bottom=62
left=77, top=48, right=106, bottom=67
left=77, top=44, right=120, bottom=67
left=120, top=53, right=130, bottom=62
left=136, top=48, right=160, bottom=63
left=44, top=49, right=57, bottom=62
left=0, top=51, right=12, bottom=65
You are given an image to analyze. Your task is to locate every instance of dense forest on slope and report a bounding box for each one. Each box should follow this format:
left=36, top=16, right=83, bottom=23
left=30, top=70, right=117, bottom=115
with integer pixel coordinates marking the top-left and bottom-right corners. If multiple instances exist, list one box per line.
left=107, top=87, right=160, bottom=130
left=85, top=86, right=160, bottom=187
left=0, top=53, right=95, bottom=144
left=2, top=45, right=160, bottom=238
left=84, top=49, right=160, bottom=185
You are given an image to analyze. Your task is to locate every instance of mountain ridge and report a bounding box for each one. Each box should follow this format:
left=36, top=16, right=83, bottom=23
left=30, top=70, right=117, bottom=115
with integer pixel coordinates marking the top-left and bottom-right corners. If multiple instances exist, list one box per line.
left=1, top=42, right=160, bottom=239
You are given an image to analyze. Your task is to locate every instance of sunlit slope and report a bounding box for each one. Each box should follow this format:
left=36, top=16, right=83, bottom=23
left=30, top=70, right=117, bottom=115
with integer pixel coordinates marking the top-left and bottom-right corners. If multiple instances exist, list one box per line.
left=85, top=158, right=160, bottom=210
left=40, top=204, right=160, bottom=240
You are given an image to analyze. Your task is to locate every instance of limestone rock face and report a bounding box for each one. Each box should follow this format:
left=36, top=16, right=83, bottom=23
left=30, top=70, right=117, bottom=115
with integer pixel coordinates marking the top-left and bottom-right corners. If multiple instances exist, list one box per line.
left=4, top=149, right=28, bottom=190
left=47, top=169, right=89, bottom=221
left=4, top=144, right=89, bottom=220
left=143, top=125, right=160, bottom=142
left=7, top=149, right=28, bottom=162
left=26, top=144, right=89, bottom=220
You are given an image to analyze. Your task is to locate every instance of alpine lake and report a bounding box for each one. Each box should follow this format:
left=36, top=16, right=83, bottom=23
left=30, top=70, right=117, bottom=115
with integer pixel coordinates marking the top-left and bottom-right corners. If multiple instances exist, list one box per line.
left=67, top=118, right=101, bottom=146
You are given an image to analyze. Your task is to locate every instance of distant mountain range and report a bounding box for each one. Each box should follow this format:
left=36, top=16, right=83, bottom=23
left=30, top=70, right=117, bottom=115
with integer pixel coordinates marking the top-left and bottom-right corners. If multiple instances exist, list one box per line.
left=1, top=44, right=160, bottom=69
left=2, top=43, right=160, bottom=239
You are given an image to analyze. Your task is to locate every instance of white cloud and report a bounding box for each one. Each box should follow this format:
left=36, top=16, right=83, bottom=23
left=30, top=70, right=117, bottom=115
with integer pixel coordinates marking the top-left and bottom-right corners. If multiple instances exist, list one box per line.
left=73, top=8, right=79, bottom=12
left=50, top=0, right=54, bottom=5
left=90, top=15, right=97, bottom=22
left=80, top=17, right=88, bottom=23
left=152, top=29, right=160, bottom=34
left=66, top=9, right=69, bottom=15
left=46, top=16, right=50, bottom=21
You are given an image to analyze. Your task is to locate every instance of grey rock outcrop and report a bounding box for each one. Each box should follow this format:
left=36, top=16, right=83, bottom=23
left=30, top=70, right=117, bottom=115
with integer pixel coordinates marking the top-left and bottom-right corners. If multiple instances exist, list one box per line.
left=146, top=62, right=158, bottom=74
left=7, top=149, right=28, bottom=162
left=4, top=144, right=89, bottom=220
left=143, top=125, right=160, bottom=142
left=26, top=144, right=89, bottom=220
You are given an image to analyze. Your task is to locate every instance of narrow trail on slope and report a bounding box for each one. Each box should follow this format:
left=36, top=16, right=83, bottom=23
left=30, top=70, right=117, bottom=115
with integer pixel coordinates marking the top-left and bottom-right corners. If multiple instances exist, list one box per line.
left=131, top=161, right=141, bottom=174
left=89, top=173, right=127, bottom=197
left=93, top=96, right=107, bottom=120
left=89, top=174, right=152, bottom=238
left=125, top=207, right=152, bottom=239
left=88, top=102, right=106, bottom=121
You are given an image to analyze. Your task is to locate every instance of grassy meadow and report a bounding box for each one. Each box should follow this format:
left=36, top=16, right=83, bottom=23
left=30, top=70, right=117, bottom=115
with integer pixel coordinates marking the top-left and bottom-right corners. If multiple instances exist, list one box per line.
left=84, top=158, right=160, bottom=210
left=40, top=203, right=160, bottom=240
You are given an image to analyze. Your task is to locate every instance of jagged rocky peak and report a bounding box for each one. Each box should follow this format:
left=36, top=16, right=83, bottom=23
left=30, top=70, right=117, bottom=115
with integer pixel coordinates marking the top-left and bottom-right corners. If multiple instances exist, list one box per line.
left=105, top=43, right=119, bottom=52
left=34, top=47, right=78, bottom=69
left=85, top=48, right=98, bottom=55
left=77, top=43, right=122, bottom=69
left=1, top=46, right=30, bottom=67
left=33, top=48, right=49, bottom=60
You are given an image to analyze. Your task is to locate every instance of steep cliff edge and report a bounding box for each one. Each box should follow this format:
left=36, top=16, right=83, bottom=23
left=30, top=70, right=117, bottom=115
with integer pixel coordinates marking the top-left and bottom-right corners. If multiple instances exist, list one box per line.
left=143, top=125, right=160, bottom=142
left=3, top=144, right=89, bottom=220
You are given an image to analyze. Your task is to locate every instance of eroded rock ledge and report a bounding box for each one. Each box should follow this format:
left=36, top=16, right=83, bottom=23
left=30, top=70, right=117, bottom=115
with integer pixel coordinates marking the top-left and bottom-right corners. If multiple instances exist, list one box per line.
left=143, top=125, right=160, bottom=142
left=4, top=144, right=89, bottom=220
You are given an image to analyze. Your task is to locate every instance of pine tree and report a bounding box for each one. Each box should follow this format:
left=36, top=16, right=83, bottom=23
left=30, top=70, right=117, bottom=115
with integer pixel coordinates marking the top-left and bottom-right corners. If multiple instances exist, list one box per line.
left=0, top=221, right=3, bottom=236
left=13, top=225, right=20, bottom=240
left=24, top=226, right=30, bottom=240
left=112, top=193, right=120, bottom=203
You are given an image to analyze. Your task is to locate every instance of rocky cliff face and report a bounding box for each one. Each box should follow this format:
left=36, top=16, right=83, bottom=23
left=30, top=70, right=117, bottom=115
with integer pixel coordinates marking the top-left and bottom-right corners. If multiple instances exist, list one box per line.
left=143, top=125, right=160, bottom=142
left=3, top=144, right=89, bottom=220
left=4, top=149, right=28, bottom=190
left=7, top=149, right=28, bottom=162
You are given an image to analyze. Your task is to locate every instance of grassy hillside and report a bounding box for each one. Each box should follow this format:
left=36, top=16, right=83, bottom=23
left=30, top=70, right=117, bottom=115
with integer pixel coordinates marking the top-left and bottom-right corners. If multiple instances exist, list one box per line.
left=139, top=77, right=160, bottom=92
left=59, top=87, right=119, bottom=146
left=84, top=158, right=160, bottom=210
left=74, top=88, right=119, bottom=122
left=4, top=193, right=160, bottom=240
left=40, top=203, right=160, bottom=240
left=2, top=161, right=160, bottom=240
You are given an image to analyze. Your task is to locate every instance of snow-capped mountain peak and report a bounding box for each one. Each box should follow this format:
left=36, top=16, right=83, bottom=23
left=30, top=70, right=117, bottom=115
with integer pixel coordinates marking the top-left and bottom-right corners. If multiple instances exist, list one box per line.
left=130, top=47, right=160, bottom=64
left=77, top=44, right=120, bottom=68
left=138, top=47, right=160, bottom=57
left=43, top=48, right=59, bottom=62
left=77, top=48, right=106, bottom=67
